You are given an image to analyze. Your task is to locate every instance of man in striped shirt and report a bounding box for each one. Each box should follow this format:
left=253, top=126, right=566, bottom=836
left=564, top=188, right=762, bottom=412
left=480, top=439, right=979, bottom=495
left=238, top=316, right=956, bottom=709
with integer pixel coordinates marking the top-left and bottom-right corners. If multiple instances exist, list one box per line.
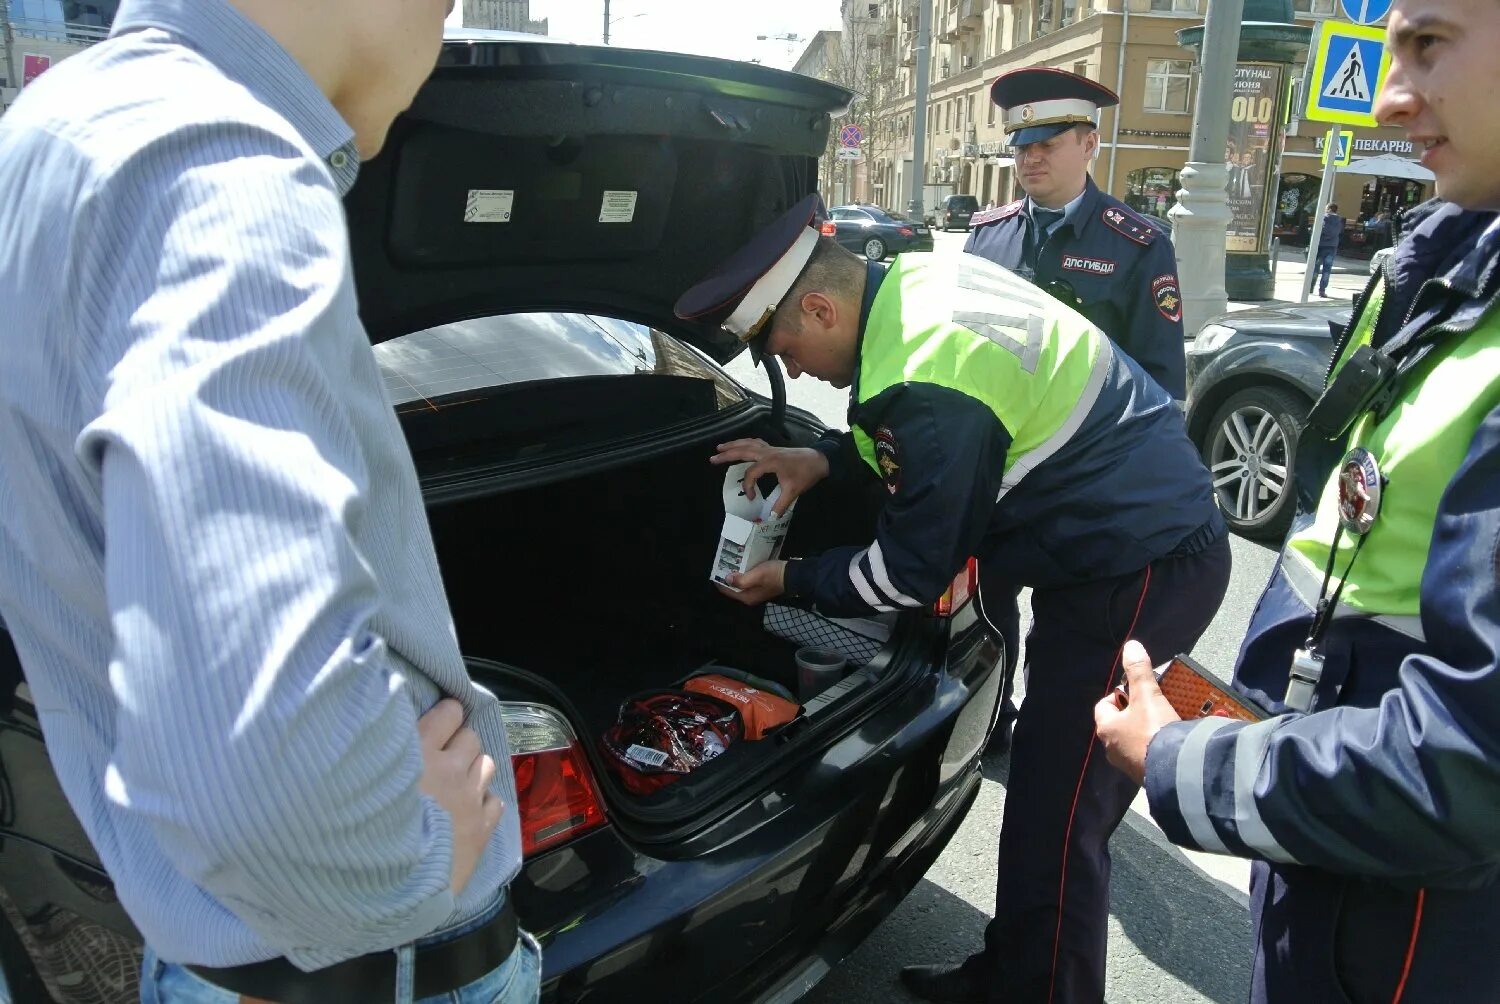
left=0, top=0, right=538, bottom=1000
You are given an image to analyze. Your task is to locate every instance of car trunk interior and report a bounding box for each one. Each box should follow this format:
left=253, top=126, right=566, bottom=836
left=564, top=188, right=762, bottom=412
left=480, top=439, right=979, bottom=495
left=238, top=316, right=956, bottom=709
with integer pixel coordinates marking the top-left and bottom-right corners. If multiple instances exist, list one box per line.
left=423, top=412, right=904, bottom=808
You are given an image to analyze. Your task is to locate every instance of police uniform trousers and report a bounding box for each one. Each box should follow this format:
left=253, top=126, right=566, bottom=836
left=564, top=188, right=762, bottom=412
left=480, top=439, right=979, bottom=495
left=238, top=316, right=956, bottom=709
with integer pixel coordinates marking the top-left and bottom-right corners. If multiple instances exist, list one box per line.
left=972, top=535, right=1231, bottom=1004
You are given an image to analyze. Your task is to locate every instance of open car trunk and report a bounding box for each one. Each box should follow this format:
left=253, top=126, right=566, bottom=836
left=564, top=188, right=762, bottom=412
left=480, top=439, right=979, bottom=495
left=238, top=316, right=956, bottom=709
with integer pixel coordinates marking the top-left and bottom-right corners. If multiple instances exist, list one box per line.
left=421, top=409, right=913, bottom=816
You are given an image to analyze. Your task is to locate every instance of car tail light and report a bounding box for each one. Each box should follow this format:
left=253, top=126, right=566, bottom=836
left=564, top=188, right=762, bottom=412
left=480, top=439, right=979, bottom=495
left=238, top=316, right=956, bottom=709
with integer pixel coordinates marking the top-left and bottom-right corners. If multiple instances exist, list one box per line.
left=501, top=703, right=608, bottom=857
left=819, top=220, right=837, bottom=236
left=898, top=226, right=914, bottom=237
left=933, top=558, right=979, bottom=617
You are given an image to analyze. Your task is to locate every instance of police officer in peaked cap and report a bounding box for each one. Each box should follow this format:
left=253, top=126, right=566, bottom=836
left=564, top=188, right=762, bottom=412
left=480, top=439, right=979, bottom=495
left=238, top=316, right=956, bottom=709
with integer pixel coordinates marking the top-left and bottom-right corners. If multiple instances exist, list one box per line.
left=677, top=193, right=1231, bottom=1004
left=966, top=68, right=1187, bottom=401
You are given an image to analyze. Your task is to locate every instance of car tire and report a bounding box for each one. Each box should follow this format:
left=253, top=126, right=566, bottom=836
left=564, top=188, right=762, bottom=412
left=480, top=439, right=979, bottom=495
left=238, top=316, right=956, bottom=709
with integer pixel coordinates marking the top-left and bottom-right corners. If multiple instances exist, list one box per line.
left=1202, top=386, right=1308, bottom=541
left=863, top=238, right=887, bottom=261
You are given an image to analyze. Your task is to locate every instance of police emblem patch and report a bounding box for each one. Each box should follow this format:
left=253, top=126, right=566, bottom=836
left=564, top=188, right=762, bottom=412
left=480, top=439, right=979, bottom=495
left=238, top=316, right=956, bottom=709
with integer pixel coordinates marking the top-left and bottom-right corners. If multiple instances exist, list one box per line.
left=874, top=426, right=901, bottom=495
left=1152, top=274, right=1182, bottom=323
left=1337, top=447, right=1383, bottom=535
left=1061, top=254, right=1117, bottom=276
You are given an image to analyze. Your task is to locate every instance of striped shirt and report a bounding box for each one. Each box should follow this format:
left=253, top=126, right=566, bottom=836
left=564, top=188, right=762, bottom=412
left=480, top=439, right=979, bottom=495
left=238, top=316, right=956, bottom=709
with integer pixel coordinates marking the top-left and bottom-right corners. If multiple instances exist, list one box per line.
left=0, top=0, right=520, bottom=970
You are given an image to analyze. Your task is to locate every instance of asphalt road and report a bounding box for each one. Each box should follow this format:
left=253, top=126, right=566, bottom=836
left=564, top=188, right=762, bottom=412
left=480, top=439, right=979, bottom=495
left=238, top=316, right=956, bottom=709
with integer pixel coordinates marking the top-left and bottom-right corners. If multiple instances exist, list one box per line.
left=726, top=230, right=1279, bottom=1003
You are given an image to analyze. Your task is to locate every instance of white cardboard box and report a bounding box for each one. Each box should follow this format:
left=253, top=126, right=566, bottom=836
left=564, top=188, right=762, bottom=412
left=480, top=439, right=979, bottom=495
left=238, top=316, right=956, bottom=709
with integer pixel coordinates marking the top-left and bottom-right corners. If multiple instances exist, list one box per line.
left=710, top=462, right=797, bottom=589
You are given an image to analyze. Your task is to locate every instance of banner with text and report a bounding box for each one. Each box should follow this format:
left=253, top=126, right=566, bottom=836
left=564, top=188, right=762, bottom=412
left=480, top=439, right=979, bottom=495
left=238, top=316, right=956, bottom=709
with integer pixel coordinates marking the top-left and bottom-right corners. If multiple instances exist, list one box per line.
left=1224, top=62, right=1284, bottom=254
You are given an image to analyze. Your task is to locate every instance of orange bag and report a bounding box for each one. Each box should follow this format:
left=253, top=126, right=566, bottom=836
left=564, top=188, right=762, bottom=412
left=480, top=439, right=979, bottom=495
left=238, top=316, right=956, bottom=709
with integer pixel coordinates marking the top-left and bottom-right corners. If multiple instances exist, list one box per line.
left=683, top=674, right=800, bottom=740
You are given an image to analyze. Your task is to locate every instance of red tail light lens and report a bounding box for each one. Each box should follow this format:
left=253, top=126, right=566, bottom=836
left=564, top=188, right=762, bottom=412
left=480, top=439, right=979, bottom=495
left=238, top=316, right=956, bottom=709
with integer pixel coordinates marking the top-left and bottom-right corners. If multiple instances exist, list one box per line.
left=819, top=220, right=837, bottom=236
left=501, top=703, right=607, bottom=857
left=898, top=226, right=914, bottom=236
left=933, top=557, right=979, bottom=617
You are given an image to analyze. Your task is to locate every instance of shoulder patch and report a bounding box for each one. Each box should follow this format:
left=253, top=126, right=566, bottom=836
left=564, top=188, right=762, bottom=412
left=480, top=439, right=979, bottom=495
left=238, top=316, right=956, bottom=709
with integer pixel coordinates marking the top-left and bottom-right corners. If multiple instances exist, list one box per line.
left=873, top=425, right=901, bottom=494
left=1100, top=205, right=1160, bottom=247
left=1152, top=273, right=1182, bottom=323
left=970, top=200, right=1025, bottom=228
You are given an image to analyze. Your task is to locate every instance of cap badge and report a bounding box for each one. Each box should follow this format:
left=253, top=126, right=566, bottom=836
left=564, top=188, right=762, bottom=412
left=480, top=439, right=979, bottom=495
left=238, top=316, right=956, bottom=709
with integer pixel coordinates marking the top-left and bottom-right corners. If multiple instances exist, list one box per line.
left=1020, top=105, right=1035, bottom=122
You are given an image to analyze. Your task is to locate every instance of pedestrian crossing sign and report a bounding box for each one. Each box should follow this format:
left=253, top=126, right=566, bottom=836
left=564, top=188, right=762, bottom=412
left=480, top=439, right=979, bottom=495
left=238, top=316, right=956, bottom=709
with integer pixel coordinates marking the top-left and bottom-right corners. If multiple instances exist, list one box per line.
left=1305, top=20, right=1390, bottom=127
left=1323, top=130, right=1353, bottom=167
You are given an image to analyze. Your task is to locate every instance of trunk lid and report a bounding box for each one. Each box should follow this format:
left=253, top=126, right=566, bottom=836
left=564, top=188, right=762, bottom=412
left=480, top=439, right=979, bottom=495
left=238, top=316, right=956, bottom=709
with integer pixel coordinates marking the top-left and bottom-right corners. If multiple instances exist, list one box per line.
left=344, top=31, right=853, bottom=364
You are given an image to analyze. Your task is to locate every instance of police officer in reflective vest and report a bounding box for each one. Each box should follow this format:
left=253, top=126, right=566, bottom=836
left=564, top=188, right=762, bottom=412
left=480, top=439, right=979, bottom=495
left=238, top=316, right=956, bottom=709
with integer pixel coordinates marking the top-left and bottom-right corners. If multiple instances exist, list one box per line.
left=1095, top=0, right=1500, bottom=997
left=676, top=194, right=1231, bottom=1004
left=966, top=69, right=1186, bottom=401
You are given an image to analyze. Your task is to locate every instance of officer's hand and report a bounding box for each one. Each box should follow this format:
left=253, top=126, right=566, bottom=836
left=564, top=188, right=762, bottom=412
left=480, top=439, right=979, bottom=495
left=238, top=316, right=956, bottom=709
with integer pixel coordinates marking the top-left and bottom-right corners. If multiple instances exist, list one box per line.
left=715, top=560, right=787, bottom=606
left=1093, top=640, right=1181, bottom=786
left=417, top=699, right=503, bottom=895
left=711, top=439, right=829, bottom=517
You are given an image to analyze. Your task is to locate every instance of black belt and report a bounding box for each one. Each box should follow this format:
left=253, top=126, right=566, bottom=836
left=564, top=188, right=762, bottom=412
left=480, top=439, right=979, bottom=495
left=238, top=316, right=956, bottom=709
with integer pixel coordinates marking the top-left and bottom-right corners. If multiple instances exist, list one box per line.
left=188, top=896, right=518, bottom=1003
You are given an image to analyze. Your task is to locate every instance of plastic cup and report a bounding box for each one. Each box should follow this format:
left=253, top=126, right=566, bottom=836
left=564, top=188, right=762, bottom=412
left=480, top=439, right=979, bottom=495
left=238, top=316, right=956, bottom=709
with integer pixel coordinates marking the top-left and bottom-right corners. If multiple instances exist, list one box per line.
left=795, top=647, right=848, bottom=701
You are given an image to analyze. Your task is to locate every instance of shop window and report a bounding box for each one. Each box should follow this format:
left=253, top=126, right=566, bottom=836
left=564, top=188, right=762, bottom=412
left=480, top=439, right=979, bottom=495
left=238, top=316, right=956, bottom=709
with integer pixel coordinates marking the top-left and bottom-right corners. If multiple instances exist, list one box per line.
left=1144, top=59, right=1193, bottom=114
left=1125, top=167, right=1180, bottom=221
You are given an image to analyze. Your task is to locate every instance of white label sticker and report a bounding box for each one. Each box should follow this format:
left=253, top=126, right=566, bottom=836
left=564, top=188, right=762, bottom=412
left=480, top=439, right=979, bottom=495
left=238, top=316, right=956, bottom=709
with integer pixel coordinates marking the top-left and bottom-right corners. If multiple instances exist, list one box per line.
left=626, top=743, right=669, bottom=768
left=599, top=190, right=638, bottom=224
left=464, top=190, right=514, bottom=224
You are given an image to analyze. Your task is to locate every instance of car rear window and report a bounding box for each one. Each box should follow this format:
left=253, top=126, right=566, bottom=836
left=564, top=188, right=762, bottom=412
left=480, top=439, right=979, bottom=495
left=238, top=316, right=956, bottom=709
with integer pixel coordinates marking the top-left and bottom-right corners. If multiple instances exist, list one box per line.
left=377, top=313, right=749, bottom=467
left=948, top=196, right=979, bottom=211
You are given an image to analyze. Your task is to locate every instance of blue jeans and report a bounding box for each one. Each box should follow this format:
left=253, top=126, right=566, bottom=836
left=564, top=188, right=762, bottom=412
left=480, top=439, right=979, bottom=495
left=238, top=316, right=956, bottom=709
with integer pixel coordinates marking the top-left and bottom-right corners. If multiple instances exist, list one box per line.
left=1315, top=249, right=1336, bottom=293
left=140, top=909, right=541, bottom=1004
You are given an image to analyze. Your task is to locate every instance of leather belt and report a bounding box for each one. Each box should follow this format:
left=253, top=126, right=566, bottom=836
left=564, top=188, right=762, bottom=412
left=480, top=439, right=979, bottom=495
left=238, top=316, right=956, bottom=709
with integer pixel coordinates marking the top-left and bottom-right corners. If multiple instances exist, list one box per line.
left=188, top=896, right=518, bottom=1004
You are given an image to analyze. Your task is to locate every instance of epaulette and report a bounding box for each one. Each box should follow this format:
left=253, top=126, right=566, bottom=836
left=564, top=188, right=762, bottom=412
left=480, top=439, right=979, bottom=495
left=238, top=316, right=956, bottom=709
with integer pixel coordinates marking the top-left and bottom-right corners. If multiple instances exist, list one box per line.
left=1099, top=204, right=1161, bottom=246
left=969, top=200, right=1024, bottom=228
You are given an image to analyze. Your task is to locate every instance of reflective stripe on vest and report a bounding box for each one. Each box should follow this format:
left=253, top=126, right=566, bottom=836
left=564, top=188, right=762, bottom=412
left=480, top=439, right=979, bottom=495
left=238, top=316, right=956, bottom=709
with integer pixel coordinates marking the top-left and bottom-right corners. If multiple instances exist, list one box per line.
left=1287, top=276, right=1500, bottom=631
left=852, top=254, right=1106, bottom=481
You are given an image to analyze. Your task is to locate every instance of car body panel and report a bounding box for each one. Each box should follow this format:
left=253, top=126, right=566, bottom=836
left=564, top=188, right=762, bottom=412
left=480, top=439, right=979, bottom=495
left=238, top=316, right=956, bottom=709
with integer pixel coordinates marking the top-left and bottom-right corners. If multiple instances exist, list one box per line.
left=346, top=37, right=853, bottom=362
left=1185, top=302, right=1347, bottom=442
left=499, top=611, right=1001, bottom=1003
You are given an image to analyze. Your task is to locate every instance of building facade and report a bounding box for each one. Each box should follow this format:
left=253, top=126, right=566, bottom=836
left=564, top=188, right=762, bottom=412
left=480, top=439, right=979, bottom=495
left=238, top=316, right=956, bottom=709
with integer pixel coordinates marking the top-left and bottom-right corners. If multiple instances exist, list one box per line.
left=854, top=0, right=1421, bottom=248
left=462, top=0, right=548, bottom=35
left=1, top=0, right=115, bottom=113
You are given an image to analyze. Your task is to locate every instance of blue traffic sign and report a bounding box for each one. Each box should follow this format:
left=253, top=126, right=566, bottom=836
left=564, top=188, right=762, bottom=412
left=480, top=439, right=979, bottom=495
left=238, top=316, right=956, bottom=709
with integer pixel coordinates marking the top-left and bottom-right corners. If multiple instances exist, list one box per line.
left=1339, top=0, right=1393, bottom=25
left=1305, top=20, right=1390, bottom=127
left=838, top=124, right=864, bottom=148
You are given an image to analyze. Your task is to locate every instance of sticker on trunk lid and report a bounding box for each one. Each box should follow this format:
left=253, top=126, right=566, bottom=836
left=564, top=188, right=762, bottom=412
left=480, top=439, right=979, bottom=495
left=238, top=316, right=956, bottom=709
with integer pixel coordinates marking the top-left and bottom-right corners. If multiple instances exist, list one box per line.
left=464, top=190, right=514, bottom=224
left=599, top=190, right=638, bottom=224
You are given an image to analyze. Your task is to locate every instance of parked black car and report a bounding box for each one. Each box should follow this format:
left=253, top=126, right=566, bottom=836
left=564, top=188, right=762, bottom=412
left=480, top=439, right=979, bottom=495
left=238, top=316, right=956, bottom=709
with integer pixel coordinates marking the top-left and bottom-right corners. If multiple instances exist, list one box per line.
left=0, top=30, right=1003, bottom=1004
left=1185, top=300, right=1349, bottom=540
left=937, top=194, right=980, bottom=232
left=827, top=204, right=935, bottom=260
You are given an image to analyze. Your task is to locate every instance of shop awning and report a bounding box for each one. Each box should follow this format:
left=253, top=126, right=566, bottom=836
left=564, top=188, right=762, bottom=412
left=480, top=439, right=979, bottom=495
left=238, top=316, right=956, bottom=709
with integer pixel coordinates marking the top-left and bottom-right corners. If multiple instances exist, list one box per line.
left=1338, top=153, right=1435, bottom=181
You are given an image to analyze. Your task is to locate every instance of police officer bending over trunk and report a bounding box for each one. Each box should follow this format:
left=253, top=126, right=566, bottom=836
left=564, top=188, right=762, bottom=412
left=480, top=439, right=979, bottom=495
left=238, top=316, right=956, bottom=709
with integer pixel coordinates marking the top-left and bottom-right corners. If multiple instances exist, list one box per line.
left=965, top=69, right=1188, bottom=765
left=1095, top=0, right=1500, bottom=999
left=678, top=194, right=1231, bottom=1004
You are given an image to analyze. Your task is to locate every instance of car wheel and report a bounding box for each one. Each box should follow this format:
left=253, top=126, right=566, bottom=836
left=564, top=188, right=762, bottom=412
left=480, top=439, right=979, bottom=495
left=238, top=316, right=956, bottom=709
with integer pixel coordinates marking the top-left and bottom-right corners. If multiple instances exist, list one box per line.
left=1203, top=386, right=1308, bottom=541
left=863, top=238, right=887, bottom=261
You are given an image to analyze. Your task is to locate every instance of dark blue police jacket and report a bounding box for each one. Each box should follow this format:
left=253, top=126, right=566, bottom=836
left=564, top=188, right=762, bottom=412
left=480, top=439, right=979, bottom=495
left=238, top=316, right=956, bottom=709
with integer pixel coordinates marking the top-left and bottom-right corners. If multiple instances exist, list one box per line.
left=964, top=177, right=1186, bottom=400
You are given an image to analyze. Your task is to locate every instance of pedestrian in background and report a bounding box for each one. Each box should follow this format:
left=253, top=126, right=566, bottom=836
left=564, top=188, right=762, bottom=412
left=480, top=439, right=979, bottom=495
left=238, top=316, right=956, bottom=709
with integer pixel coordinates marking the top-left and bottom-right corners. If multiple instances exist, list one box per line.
left=0, top=0, right=539, bottom=1000
left=1316, top=202, right=1345, bottom=296
left=1096, top=0, right=1500, bottom=997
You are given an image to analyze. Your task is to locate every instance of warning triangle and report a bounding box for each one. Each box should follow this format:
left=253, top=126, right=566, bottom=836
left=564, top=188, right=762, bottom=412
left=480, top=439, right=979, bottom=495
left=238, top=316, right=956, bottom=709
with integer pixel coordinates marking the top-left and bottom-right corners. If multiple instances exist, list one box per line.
left=1323, top=42, right=1372, bottom=103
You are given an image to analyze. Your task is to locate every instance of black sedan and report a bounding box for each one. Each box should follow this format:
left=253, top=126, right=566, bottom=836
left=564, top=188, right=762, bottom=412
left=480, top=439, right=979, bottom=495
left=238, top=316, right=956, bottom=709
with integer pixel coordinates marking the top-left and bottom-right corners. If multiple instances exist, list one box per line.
left=1185, top=300, right=1349, bottom=540
left=0, top=30, right=1003, bottom=1004
left=826, top=204, right=935, bottom=261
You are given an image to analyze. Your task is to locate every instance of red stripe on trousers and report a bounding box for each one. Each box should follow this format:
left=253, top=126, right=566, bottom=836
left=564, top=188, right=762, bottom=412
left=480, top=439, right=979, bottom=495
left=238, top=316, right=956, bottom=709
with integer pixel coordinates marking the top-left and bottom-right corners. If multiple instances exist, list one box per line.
left=1046, top=564, right=1152, bottom=1004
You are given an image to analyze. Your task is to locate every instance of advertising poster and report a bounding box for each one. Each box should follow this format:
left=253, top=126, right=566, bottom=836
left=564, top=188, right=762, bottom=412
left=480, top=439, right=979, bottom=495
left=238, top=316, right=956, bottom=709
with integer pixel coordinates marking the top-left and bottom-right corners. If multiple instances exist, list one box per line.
left=1223, top=62, right=1284, bottom=253
left=22, top=53, right=52, bottom=87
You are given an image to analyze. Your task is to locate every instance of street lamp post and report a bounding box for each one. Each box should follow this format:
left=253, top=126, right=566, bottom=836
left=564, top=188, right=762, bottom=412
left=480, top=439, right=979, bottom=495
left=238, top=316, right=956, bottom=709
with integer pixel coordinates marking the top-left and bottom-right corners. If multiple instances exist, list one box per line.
left=1168, top=0, right=1246, bottom=340
left=908, top=0, right=931, bottom=220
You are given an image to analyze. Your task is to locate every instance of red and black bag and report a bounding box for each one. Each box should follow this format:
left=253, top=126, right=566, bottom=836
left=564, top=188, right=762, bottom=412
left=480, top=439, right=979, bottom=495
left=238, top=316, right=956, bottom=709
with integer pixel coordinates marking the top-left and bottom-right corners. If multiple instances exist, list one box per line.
left=601, top=691, right=744, bottom=795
